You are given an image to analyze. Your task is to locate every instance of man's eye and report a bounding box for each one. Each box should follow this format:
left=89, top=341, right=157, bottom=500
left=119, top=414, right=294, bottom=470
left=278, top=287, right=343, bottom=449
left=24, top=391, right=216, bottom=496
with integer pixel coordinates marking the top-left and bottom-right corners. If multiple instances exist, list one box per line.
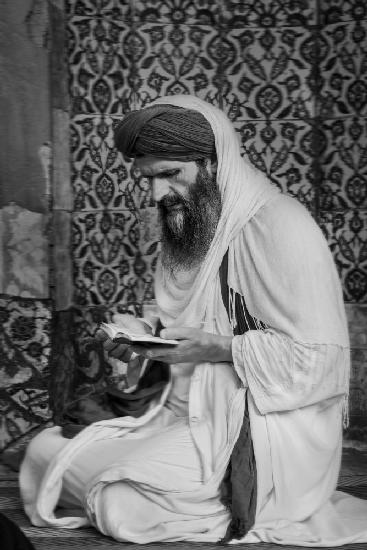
left=165, top=170, right=180, bottom=178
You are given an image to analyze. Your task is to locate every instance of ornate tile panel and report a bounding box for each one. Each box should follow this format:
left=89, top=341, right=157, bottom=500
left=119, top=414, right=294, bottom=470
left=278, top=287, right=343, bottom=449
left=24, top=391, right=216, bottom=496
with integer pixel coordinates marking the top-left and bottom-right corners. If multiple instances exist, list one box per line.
left=0, top=297, right=52, bottom=452
left=71, top=305, right=114, bottom=391
left=234, top=119, right=316, bottom=210
left=223, top=27, right=317, bottom=120
left=72, top=210, right=157, bottom=306
left=71, top=115, right=155, bottom=211
left=321, top=0, right=367, bottom=25
left=66, top=0, right=131, bottom=19
left=320, top=117, right=367, bottom=210
left=220, top=0, right=317, bottom=28
left=0, top=297, right=51, bottom=373
left=68, top=17, right=133, bottom=115
left=319, top=20, right=367, bottom=118
left=133, top=0, right=219, bottom=26
left=132, top=24, right=221, bottom=108
left=319, top=210, right=367, bottom=303
left=73, top=209, right=136, bottom=305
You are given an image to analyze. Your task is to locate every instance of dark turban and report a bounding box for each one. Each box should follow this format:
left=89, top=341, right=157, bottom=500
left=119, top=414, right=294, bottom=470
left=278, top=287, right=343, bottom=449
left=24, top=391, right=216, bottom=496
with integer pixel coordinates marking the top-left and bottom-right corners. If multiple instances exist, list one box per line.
left=114, top=104, right=216, bottom=161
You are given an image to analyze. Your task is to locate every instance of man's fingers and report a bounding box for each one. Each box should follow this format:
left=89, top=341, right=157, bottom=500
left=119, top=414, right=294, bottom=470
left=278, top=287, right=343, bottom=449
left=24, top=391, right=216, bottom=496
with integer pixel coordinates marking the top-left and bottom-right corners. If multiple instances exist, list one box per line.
left=131, top=345, right=161, bottom=358
left=111, top=345, right=133, bottom=362
left=159, top=327, right=195, bottom=340
left=95, top=329, right=120, bottom=352
left=95, top=328, right=108, bottom=342
left=95, top=328, right=133, bottom=360
left=131, top=344, right=178, bottom=361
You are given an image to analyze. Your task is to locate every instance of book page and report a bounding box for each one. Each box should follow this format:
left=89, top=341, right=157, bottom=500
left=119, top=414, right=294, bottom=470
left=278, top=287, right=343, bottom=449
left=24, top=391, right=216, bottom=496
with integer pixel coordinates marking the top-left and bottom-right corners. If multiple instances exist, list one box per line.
left=100, top=321, right=178, bottom=346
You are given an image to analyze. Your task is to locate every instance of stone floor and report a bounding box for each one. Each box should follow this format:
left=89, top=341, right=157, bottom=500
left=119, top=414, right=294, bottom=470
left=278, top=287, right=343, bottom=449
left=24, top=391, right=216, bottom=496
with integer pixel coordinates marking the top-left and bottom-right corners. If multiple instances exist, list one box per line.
left=0, top=447, right=367, bottom=550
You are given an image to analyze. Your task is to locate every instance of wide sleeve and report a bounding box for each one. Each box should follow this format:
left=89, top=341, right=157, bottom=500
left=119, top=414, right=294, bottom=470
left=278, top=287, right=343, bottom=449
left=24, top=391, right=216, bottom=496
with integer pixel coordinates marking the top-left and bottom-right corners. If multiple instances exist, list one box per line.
left=229, top=195, right=350, bottom=415
left=232, top=332, right=349, bottom=414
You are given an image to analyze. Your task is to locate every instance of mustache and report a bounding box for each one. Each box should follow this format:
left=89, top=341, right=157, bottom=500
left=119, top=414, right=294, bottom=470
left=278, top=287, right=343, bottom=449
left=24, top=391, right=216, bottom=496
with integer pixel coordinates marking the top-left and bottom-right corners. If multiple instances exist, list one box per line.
left=158, top=193, right=187, bottom=210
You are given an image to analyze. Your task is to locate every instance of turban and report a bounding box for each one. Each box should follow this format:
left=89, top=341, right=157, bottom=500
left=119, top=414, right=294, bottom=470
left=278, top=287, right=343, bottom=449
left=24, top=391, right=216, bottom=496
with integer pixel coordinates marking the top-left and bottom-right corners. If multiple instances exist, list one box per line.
left=113, top=104, right=216, bottom=161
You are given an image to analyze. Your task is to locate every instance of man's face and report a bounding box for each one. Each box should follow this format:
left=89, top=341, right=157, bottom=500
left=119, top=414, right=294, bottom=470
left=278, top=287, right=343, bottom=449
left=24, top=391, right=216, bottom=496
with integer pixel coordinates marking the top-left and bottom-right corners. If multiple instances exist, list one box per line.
left=134, top=156, right=221, bottom=271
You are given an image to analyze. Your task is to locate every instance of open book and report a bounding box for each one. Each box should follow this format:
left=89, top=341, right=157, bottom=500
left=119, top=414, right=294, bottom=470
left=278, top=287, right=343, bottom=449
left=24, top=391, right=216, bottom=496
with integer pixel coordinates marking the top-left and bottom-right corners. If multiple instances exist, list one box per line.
left=100, top=317, right=178, bottom=346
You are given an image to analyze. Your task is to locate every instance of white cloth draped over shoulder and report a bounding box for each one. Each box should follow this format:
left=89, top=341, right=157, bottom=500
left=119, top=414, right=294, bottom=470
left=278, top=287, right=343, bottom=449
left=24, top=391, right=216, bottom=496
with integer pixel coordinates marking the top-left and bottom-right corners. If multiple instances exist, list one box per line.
left=20, top=95, right=367, bottom=545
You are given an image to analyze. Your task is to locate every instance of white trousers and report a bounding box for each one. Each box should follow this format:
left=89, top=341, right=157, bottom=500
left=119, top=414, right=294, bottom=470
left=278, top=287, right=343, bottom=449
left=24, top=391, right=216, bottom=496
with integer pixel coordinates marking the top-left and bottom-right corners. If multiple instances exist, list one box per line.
left=21, top=408, right=230, bottom=543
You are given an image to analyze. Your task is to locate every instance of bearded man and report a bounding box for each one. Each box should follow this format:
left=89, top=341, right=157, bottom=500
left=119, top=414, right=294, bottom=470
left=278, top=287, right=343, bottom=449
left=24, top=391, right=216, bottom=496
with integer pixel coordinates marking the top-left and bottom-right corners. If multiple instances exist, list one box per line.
left=20, top=96, right=367, bottom=545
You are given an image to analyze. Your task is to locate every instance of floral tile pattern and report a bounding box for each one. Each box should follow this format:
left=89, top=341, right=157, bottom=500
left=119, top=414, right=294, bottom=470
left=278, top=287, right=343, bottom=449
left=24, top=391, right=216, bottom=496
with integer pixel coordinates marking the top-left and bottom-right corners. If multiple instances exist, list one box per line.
left=235, top=119, right=316, bottom=209
left=223, top=27, right=316, bottom=121
left=72, top=210, right=157, bottom=306
left=219, top=0, right=317, bottom=28
left=319, top=210, right=367, bottom=302
left=133, top=24, right=221, bottom=108
left=66, top=0, right=131, bottom=19
left=71, top=305, right=112, bottom=391
left=0, top=297, right=51, bottom=373
left=133, top=0, right=220, bottom=26
left=321, top=0, right=367, bottom=25
left=68, top=17, right=133, bottom=115
left=319, top=20, right=367, bottom=118
left=71, top=115, right=153, bottom=211
left=0, top=297, right=52, bottom=452
left=320, top=117, right=367, bottom=210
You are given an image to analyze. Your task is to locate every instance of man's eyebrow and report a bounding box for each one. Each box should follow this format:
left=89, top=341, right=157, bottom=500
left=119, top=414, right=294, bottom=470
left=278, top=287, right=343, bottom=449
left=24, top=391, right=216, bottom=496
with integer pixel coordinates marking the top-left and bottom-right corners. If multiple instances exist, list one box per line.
left=143, top=168, right=180, bottom=177
left=158, top=168, right=180, bottom=175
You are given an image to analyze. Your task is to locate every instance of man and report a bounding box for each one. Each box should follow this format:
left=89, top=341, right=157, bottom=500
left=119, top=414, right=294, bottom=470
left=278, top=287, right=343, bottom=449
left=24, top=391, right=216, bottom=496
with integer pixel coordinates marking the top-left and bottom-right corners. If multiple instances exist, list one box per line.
left=20, top=96, right=367, bottom=544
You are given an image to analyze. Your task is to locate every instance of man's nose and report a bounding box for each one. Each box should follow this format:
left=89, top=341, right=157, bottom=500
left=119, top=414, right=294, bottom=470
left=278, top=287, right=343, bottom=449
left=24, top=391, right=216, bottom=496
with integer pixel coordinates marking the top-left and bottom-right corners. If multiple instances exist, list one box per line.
left=152, top=179, right=171, bottom=202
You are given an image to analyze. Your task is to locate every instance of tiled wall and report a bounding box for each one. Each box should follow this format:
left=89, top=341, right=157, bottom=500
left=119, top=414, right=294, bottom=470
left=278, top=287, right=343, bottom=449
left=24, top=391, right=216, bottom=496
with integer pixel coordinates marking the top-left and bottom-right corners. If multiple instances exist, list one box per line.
left=0, top=295, right=52, bottom=456
left=319, top=0, right=367, bottom=436
left=60, top=0, right=367, bottom=436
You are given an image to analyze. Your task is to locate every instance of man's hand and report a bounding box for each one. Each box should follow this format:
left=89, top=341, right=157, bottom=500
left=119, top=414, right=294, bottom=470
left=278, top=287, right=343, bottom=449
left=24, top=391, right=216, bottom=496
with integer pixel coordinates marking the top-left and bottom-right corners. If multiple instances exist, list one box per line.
left=95, top=329, right=146, bottom=387
left=95, top=328, right=134, bottom=363
left=130, top=327, right=233, bottom=364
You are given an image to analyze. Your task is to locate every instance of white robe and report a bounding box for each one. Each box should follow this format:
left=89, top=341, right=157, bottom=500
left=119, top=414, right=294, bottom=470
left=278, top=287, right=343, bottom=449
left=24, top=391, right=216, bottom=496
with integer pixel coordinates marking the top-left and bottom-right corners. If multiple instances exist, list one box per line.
left=19, top=95, right=367, bottom=545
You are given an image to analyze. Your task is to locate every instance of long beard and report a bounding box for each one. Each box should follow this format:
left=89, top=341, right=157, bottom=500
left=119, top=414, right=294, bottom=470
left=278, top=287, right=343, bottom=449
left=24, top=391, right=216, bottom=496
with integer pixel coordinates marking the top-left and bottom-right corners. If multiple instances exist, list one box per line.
left=158, top=164, right=222, bottom=273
